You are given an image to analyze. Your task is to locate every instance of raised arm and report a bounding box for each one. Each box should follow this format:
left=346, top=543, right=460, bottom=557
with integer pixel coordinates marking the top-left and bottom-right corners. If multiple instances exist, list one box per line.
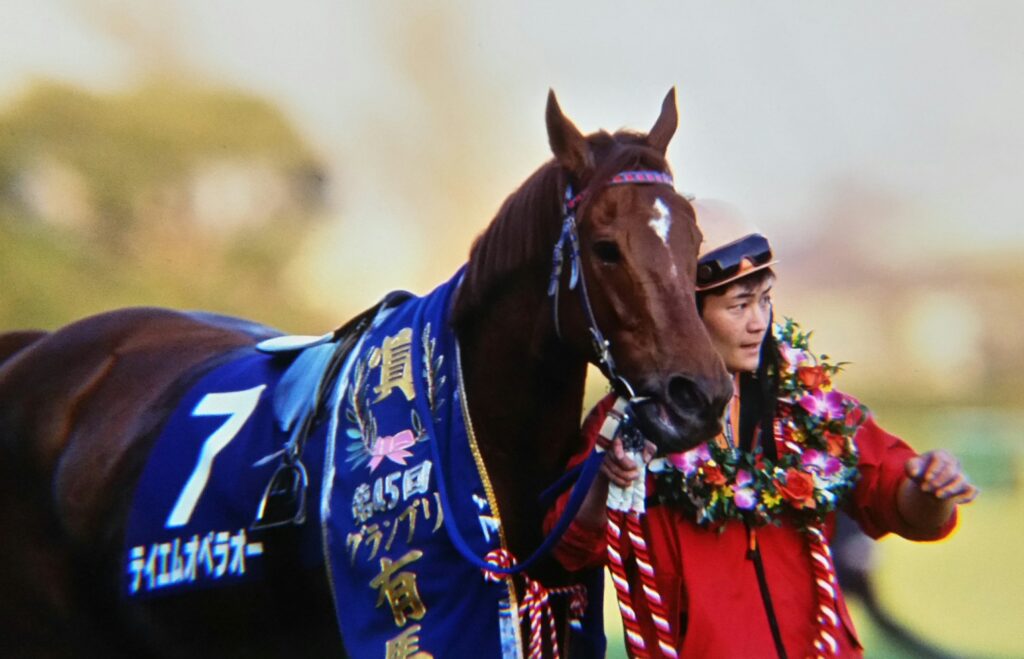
left=897, top=449, right=979, bottom=532
left=847, top=416, right=978, bottom=541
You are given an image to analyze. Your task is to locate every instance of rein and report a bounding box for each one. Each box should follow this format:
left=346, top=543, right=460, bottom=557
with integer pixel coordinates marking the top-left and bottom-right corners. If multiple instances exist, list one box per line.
left=426, top=344, right=607, bottom=577
left=547, top=169, right=675, bottom=399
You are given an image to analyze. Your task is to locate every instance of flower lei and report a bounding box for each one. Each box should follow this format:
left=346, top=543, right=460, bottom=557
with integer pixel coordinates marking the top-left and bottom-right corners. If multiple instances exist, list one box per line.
left=651, top=318, right=868, bottom=531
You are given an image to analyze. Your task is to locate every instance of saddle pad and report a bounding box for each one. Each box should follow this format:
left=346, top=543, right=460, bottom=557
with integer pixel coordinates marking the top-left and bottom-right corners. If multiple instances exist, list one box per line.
left=322, top=270, right=522, bottom=659
left=123, top=270, right=550, bottom=657
left=123, top=349, right=326, bottom=598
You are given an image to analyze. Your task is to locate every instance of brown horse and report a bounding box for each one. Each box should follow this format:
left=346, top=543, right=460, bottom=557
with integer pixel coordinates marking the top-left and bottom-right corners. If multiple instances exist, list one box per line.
left=0, top=90, right=731, bottom=657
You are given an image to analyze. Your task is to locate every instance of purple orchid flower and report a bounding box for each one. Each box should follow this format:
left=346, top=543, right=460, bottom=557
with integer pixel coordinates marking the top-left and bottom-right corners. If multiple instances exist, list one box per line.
left=798, top=390, right=846, bottom=421
left=731, top=469, right=757, bottom=509
left=801, top=449, right=843, bottom=478
left=667, top=443, right=711, bottom=477
left=733, top=488, right=758, bottom=510
left=779, top=343, right=810, bottom=371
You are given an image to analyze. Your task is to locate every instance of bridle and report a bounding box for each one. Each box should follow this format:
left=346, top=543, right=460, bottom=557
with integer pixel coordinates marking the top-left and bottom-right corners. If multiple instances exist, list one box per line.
left=439, top=169, right=679, bottom=579
left=367, top=172, right=682, bottom=596
left=547, top=169, right=675, bottom=399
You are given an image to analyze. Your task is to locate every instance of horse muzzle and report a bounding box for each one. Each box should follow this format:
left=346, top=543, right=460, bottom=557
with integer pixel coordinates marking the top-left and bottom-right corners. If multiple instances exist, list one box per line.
left=629, top=373, right=731, bottom=453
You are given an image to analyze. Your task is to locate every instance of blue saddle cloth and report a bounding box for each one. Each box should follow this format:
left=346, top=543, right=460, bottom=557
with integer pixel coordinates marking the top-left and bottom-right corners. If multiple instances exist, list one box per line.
left=124, top=270, right=605, bottom=657
left=122, top=347, right=328, bottom=597
left=321, top=271, right=523, bottom=657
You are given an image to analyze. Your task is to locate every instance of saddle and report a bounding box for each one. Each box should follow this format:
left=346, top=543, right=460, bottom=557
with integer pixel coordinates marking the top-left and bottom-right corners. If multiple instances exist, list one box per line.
left=253, top=291, right=413, bottom=528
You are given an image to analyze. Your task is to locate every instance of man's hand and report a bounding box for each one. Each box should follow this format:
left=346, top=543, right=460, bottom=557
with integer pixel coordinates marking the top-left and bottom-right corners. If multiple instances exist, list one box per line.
left=601, top=437, right=657, bottom=488
left=905, top=450, right=979, bottom=505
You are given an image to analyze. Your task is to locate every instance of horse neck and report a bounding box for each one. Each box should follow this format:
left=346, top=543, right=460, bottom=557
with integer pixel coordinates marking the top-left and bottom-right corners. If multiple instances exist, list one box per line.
left=455, top=271, right=588, bottom=561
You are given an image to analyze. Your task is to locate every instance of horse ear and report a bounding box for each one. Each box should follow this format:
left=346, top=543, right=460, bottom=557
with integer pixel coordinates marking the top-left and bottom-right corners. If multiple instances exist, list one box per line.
left=647, top=88, right=678, bottom=154
left=546, top=89, right=594, bottom=177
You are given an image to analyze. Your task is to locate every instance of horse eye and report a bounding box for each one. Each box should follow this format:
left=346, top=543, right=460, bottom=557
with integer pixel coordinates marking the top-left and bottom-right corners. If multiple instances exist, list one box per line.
left=592, top=240, right=622, bottom=264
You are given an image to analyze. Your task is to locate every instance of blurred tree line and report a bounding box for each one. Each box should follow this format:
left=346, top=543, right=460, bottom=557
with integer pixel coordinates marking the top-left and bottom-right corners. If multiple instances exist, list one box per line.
left=0, top=79, right=330, bottom=333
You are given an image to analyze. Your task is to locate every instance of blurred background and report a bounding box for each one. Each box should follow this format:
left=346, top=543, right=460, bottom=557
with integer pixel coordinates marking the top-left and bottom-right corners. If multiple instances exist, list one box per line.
left=2, top=1, right=1021, bottom=656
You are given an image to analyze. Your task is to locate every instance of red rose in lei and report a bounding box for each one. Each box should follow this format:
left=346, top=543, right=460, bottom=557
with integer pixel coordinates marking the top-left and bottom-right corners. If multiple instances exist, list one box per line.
left=797, top=365, right=830, bottom=390
left=824, top=431, right=846, bottom=457
left=702, top=464, right=727, bottom=486
left=775, top=467, right=816, bottom=509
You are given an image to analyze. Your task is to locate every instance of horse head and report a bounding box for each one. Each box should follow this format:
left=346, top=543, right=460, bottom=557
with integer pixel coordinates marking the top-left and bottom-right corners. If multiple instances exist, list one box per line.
left=545, top=89, right=732, bottom=453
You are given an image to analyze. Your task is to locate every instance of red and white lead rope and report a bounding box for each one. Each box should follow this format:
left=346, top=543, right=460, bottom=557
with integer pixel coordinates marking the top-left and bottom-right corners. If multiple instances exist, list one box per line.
left=606, top=510, right=650, bottom=658
left=607, top=509, right=680, bottom=658
left=807, top=525, right=841, bottom=658
left=601, top=398, right=678, bottom=658
left=624, top=511, right=678, bottom=658
left=482, top=548, right=586, bottom=659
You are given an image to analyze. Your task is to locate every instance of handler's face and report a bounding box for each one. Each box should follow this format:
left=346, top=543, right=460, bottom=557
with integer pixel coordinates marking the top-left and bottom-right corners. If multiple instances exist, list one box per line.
left=700, top=276, right=774, bottom=374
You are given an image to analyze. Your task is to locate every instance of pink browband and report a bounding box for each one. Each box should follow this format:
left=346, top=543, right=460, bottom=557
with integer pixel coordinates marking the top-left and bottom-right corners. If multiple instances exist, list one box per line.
left=565, top=170, right=674, bottom=211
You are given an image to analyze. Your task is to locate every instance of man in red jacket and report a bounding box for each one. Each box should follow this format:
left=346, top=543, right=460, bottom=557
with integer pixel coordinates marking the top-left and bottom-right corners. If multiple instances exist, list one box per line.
left=547, top=199, right=978, bottom=658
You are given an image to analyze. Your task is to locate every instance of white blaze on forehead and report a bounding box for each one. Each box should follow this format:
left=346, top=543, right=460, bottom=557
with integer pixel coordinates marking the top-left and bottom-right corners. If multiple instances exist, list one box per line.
left=648, top=198, right=672, bottom=246
left=648, top=197, right=678, bottom=278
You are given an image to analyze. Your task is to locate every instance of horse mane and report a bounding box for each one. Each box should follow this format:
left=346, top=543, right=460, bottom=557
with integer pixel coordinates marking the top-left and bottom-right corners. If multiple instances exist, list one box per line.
left=451, top=130, right=672, bottom=330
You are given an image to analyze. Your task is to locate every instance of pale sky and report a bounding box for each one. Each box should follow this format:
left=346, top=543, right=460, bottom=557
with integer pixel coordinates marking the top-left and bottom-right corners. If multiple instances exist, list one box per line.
left=3, top=0, right=1022, bottom=312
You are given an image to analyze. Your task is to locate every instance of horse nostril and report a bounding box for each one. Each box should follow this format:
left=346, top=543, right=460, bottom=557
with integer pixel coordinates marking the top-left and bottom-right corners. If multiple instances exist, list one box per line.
left=666, top=374, right=708, bottom=414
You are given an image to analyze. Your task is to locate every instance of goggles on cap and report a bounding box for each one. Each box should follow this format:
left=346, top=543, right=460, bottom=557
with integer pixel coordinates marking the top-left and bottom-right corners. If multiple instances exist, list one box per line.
left=697, top=233, right=773, bottom=289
